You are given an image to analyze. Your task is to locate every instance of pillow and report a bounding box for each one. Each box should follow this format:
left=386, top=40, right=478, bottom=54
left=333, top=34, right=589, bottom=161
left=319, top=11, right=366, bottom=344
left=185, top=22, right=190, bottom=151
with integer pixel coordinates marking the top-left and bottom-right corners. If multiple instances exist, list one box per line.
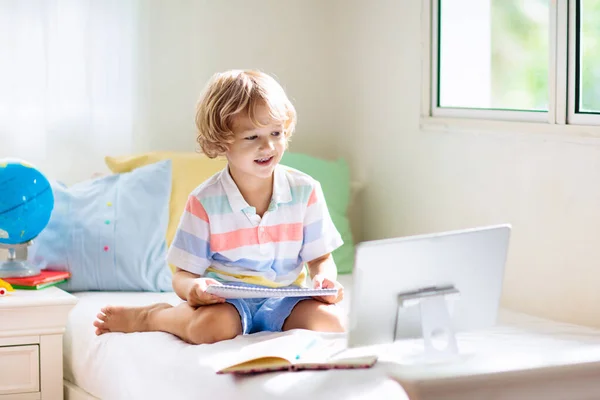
left=281, top=152, right=354, bottom=274
left=105, top=152, right=228, bottom=272
left=29, top=160, right=173, bottom=292
left=105, top=151, right=355, bottom=274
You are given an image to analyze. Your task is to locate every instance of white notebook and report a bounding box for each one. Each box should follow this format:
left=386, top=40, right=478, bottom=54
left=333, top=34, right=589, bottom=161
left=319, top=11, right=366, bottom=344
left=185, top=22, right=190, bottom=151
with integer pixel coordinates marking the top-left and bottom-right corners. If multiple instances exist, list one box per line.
left=206, top=284, right=338, bottom=299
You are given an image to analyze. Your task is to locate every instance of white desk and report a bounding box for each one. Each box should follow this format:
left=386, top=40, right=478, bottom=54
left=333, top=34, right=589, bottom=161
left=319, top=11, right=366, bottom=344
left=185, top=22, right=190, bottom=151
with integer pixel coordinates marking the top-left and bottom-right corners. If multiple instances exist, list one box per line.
left=369, top=310, right=600, bottom=400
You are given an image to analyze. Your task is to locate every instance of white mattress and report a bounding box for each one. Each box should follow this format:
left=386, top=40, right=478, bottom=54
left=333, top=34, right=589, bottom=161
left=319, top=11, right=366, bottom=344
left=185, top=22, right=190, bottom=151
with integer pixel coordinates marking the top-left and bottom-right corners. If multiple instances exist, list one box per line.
left=63, top=275, right=407, bottom=400
left=64, top=275, right=600, bottom=400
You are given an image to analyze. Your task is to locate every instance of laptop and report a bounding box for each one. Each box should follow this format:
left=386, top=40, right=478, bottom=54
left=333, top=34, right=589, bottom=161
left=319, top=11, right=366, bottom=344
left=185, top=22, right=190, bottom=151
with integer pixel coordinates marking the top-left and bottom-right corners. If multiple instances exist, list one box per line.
left=347, top=224, right=511, bottom=348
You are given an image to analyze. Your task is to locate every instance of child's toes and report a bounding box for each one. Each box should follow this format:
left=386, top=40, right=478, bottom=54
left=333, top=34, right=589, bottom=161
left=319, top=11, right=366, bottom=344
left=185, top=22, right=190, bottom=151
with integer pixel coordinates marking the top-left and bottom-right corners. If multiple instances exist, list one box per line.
left=96, top=312, right=107, bottom=321
left=95, top=325, right=111, bottom=335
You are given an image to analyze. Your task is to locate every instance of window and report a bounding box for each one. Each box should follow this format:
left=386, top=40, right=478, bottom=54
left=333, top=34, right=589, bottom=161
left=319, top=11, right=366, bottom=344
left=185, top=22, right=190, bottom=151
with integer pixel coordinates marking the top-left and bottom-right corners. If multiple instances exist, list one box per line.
left=426, top=0, right=600, bottom=126
left=573, top=0, right=600, bottom=115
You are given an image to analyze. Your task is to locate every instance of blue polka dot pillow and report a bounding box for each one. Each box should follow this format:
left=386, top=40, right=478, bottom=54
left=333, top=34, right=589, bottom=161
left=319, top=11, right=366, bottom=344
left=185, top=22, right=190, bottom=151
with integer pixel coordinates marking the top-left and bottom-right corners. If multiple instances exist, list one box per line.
left=29, top=160, right=173, bottom=292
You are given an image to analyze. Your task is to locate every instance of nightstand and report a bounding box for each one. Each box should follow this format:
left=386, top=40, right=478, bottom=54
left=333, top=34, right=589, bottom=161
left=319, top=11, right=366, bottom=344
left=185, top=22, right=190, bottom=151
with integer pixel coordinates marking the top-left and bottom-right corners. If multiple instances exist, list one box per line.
left=0, top=287, right=77, bottom=400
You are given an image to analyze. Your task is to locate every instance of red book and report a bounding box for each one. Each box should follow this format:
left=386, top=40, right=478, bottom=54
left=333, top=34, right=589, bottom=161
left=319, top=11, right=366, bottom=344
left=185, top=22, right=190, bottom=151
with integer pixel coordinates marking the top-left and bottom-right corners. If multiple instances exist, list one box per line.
left=3, top=270, right=71, bottom=287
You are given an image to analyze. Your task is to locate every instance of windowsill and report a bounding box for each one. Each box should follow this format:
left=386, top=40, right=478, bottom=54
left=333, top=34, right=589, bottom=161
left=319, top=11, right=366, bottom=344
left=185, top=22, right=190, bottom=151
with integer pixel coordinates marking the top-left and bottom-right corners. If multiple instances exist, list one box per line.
left=420, top=116, right=600, bottom=145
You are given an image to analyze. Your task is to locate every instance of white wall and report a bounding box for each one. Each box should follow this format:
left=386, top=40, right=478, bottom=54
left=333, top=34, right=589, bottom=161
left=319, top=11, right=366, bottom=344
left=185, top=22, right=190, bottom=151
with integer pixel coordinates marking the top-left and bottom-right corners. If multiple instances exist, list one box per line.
left=0, top=0, right=340, bottom=184
left=133, top=0, right=340, bottom=159
left=333, top=0, right=600, bottom=328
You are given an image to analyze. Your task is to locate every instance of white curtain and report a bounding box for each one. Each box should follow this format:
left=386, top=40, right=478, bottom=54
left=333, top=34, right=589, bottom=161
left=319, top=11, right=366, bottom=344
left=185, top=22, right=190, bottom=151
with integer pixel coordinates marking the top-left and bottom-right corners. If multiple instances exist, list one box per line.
left=0, top=0, right=137, bottom=184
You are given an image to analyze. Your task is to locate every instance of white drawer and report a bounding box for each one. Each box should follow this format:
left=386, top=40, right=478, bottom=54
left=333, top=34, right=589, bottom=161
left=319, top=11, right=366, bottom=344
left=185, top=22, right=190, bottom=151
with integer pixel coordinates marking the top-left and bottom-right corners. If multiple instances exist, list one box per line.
left=0, top=345, right=40, bottom=395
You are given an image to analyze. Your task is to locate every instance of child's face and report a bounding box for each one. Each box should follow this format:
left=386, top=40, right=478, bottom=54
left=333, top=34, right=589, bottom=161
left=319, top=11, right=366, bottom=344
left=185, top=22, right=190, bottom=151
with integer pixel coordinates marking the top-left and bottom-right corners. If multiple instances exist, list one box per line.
left=226, top=104, right=287, bottom=181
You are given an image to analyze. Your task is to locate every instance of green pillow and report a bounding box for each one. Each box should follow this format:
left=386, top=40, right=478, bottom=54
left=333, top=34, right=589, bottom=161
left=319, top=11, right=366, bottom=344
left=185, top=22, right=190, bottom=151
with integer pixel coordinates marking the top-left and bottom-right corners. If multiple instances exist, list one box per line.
left=281, top=152, right=354, bottom=274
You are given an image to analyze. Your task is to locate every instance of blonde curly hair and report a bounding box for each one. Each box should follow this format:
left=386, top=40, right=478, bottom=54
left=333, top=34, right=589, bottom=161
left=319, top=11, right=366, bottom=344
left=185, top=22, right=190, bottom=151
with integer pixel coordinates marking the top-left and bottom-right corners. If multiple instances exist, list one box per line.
left=195, top=70, right=297, bottom=159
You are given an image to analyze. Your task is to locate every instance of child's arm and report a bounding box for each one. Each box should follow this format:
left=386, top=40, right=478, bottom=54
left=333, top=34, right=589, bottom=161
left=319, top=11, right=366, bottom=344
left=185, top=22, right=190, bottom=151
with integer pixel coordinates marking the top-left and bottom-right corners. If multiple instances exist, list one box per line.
left=307, top=253, right=344, bottom=304
left=172, top=268, right=225, bottom=307
left=300, top=180, right=345, bottom=305
left=306, top=253, right=337, bottom=281
left=167, top=194, right=224, bottom=307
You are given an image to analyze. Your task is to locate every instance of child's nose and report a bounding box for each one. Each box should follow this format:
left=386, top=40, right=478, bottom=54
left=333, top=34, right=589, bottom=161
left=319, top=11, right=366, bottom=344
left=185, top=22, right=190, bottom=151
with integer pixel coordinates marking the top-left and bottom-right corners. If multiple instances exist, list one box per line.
left=259, top=138, right=275, bottom=150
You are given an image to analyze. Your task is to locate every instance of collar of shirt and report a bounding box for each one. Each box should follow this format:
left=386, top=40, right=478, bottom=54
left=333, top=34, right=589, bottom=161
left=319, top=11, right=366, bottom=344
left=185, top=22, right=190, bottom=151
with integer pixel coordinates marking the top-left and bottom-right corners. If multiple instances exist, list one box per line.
left=220, top=164, right=292, bottom=213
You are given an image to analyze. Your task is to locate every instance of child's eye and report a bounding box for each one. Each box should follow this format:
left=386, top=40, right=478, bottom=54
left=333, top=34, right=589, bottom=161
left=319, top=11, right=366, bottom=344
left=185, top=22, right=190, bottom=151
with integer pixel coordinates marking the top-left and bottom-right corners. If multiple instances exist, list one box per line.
left=271, top=131, right=281, bottom=137
left=245, top=135, right=258, bottom=140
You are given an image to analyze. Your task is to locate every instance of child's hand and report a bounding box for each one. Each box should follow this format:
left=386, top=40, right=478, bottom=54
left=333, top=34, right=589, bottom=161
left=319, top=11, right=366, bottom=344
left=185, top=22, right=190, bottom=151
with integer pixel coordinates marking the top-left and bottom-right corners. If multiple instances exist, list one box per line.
left=311, top=274, right=344, bottom=304
left=187, top=278, right=226, bottom=307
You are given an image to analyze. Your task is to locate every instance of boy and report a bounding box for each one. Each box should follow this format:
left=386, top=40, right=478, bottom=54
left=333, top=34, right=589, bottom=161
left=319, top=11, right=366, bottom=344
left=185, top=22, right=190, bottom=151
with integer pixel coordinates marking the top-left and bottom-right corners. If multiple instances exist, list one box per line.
left=94, top=70, right=345, bottom=344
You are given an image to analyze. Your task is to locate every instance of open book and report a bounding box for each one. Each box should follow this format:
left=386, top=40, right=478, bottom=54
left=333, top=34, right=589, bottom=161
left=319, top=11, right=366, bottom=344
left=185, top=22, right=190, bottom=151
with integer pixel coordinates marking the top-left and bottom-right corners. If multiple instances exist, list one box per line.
left=216, top=333, right=377, bottom=375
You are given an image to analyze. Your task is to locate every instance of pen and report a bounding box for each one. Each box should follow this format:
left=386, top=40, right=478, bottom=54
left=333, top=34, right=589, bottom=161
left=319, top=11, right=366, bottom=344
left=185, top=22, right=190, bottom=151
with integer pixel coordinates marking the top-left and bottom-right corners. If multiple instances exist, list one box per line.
left=295, top=338, right=319, bottom=360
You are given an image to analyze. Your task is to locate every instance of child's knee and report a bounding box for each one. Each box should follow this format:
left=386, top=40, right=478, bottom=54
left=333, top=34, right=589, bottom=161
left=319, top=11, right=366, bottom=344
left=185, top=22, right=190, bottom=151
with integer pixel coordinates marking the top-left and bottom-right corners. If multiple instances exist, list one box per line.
left=186, top=303, right=242, bottom=344
left=315, top=305, right=345, bottom=332
left=285, top=300, right=345, bottom=333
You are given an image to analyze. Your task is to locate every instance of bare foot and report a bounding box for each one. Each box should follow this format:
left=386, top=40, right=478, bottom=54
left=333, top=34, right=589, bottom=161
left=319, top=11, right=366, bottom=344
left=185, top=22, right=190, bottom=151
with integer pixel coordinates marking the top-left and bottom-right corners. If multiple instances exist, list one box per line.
left=93, top=303, right=171, bottom=336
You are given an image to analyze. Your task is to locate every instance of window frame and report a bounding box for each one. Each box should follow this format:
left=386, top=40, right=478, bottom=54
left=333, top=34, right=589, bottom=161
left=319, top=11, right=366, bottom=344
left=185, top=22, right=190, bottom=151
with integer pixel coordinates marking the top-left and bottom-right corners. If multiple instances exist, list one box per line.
left=422, top=0, right=600, bottom=132
left=568, top=0, right=600, bottom=125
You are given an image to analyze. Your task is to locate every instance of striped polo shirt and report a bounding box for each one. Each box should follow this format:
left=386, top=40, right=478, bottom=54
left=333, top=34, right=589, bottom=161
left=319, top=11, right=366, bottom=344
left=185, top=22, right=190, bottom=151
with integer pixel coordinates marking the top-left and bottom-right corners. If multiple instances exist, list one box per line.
left=166, top=164, right=343, bottom=287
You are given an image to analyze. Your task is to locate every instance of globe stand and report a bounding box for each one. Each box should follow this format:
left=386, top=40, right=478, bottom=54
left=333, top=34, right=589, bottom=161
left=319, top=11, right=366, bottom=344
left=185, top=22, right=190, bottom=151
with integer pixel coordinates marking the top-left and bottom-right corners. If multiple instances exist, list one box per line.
left=0, top=241, right=40, bottom=278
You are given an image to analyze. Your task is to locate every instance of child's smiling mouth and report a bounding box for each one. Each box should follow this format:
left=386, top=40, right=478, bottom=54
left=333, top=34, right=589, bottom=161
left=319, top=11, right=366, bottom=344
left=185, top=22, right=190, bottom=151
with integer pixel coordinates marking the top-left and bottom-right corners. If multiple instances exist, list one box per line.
left=254, top=156, right=274, bottom=165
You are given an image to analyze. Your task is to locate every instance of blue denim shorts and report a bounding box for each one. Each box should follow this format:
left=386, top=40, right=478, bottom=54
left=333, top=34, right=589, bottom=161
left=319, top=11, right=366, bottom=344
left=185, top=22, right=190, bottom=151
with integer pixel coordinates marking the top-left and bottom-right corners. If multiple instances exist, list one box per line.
left=226, top=296, right=311, bottom=334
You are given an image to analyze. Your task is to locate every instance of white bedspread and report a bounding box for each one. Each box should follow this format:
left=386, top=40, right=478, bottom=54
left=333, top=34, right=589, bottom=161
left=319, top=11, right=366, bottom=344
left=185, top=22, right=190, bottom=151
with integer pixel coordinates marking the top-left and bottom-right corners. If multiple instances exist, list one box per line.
left=64, top=274, right=600, bottom=400
left=63, top=275, right=407, bottom=400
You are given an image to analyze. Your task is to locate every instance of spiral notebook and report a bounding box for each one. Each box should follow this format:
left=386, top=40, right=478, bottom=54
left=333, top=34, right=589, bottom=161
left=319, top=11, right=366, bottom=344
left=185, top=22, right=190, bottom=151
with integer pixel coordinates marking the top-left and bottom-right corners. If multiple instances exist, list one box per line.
left=205, top=284, right=338, bottom=299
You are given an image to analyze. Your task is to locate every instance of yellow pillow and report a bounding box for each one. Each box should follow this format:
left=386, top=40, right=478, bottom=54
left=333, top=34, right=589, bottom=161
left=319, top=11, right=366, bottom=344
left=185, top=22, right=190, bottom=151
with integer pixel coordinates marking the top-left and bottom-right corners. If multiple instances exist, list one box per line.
left=105, top=152, right=228, bottom=272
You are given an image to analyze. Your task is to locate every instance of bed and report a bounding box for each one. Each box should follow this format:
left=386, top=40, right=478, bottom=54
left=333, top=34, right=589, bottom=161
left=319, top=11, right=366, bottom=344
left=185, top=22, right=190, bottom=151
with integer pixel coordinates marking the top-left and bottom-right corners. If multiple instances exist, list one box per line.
left=62, top=275, right=408, bottom=400
left=62, top=273, right=600, bottom=400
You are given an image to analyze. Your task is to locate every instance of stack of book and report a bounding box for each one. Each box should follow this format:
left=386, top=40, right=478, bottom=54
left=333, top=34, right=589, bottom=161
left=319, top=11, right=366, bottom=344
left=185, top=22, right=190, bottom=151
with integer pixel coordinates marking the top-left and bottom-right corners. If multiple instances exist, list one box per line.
left=3, top=270, right=71, bottom=290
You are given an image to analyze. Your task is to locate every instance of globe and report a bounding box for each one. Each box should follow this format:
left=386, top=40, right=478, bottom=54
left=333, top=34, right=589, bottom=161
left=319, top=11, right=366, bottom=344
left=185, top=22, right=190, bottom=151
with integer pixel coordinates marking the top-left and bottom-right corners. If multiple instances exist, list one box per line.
left=0, top=160, right=54, bottom=246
